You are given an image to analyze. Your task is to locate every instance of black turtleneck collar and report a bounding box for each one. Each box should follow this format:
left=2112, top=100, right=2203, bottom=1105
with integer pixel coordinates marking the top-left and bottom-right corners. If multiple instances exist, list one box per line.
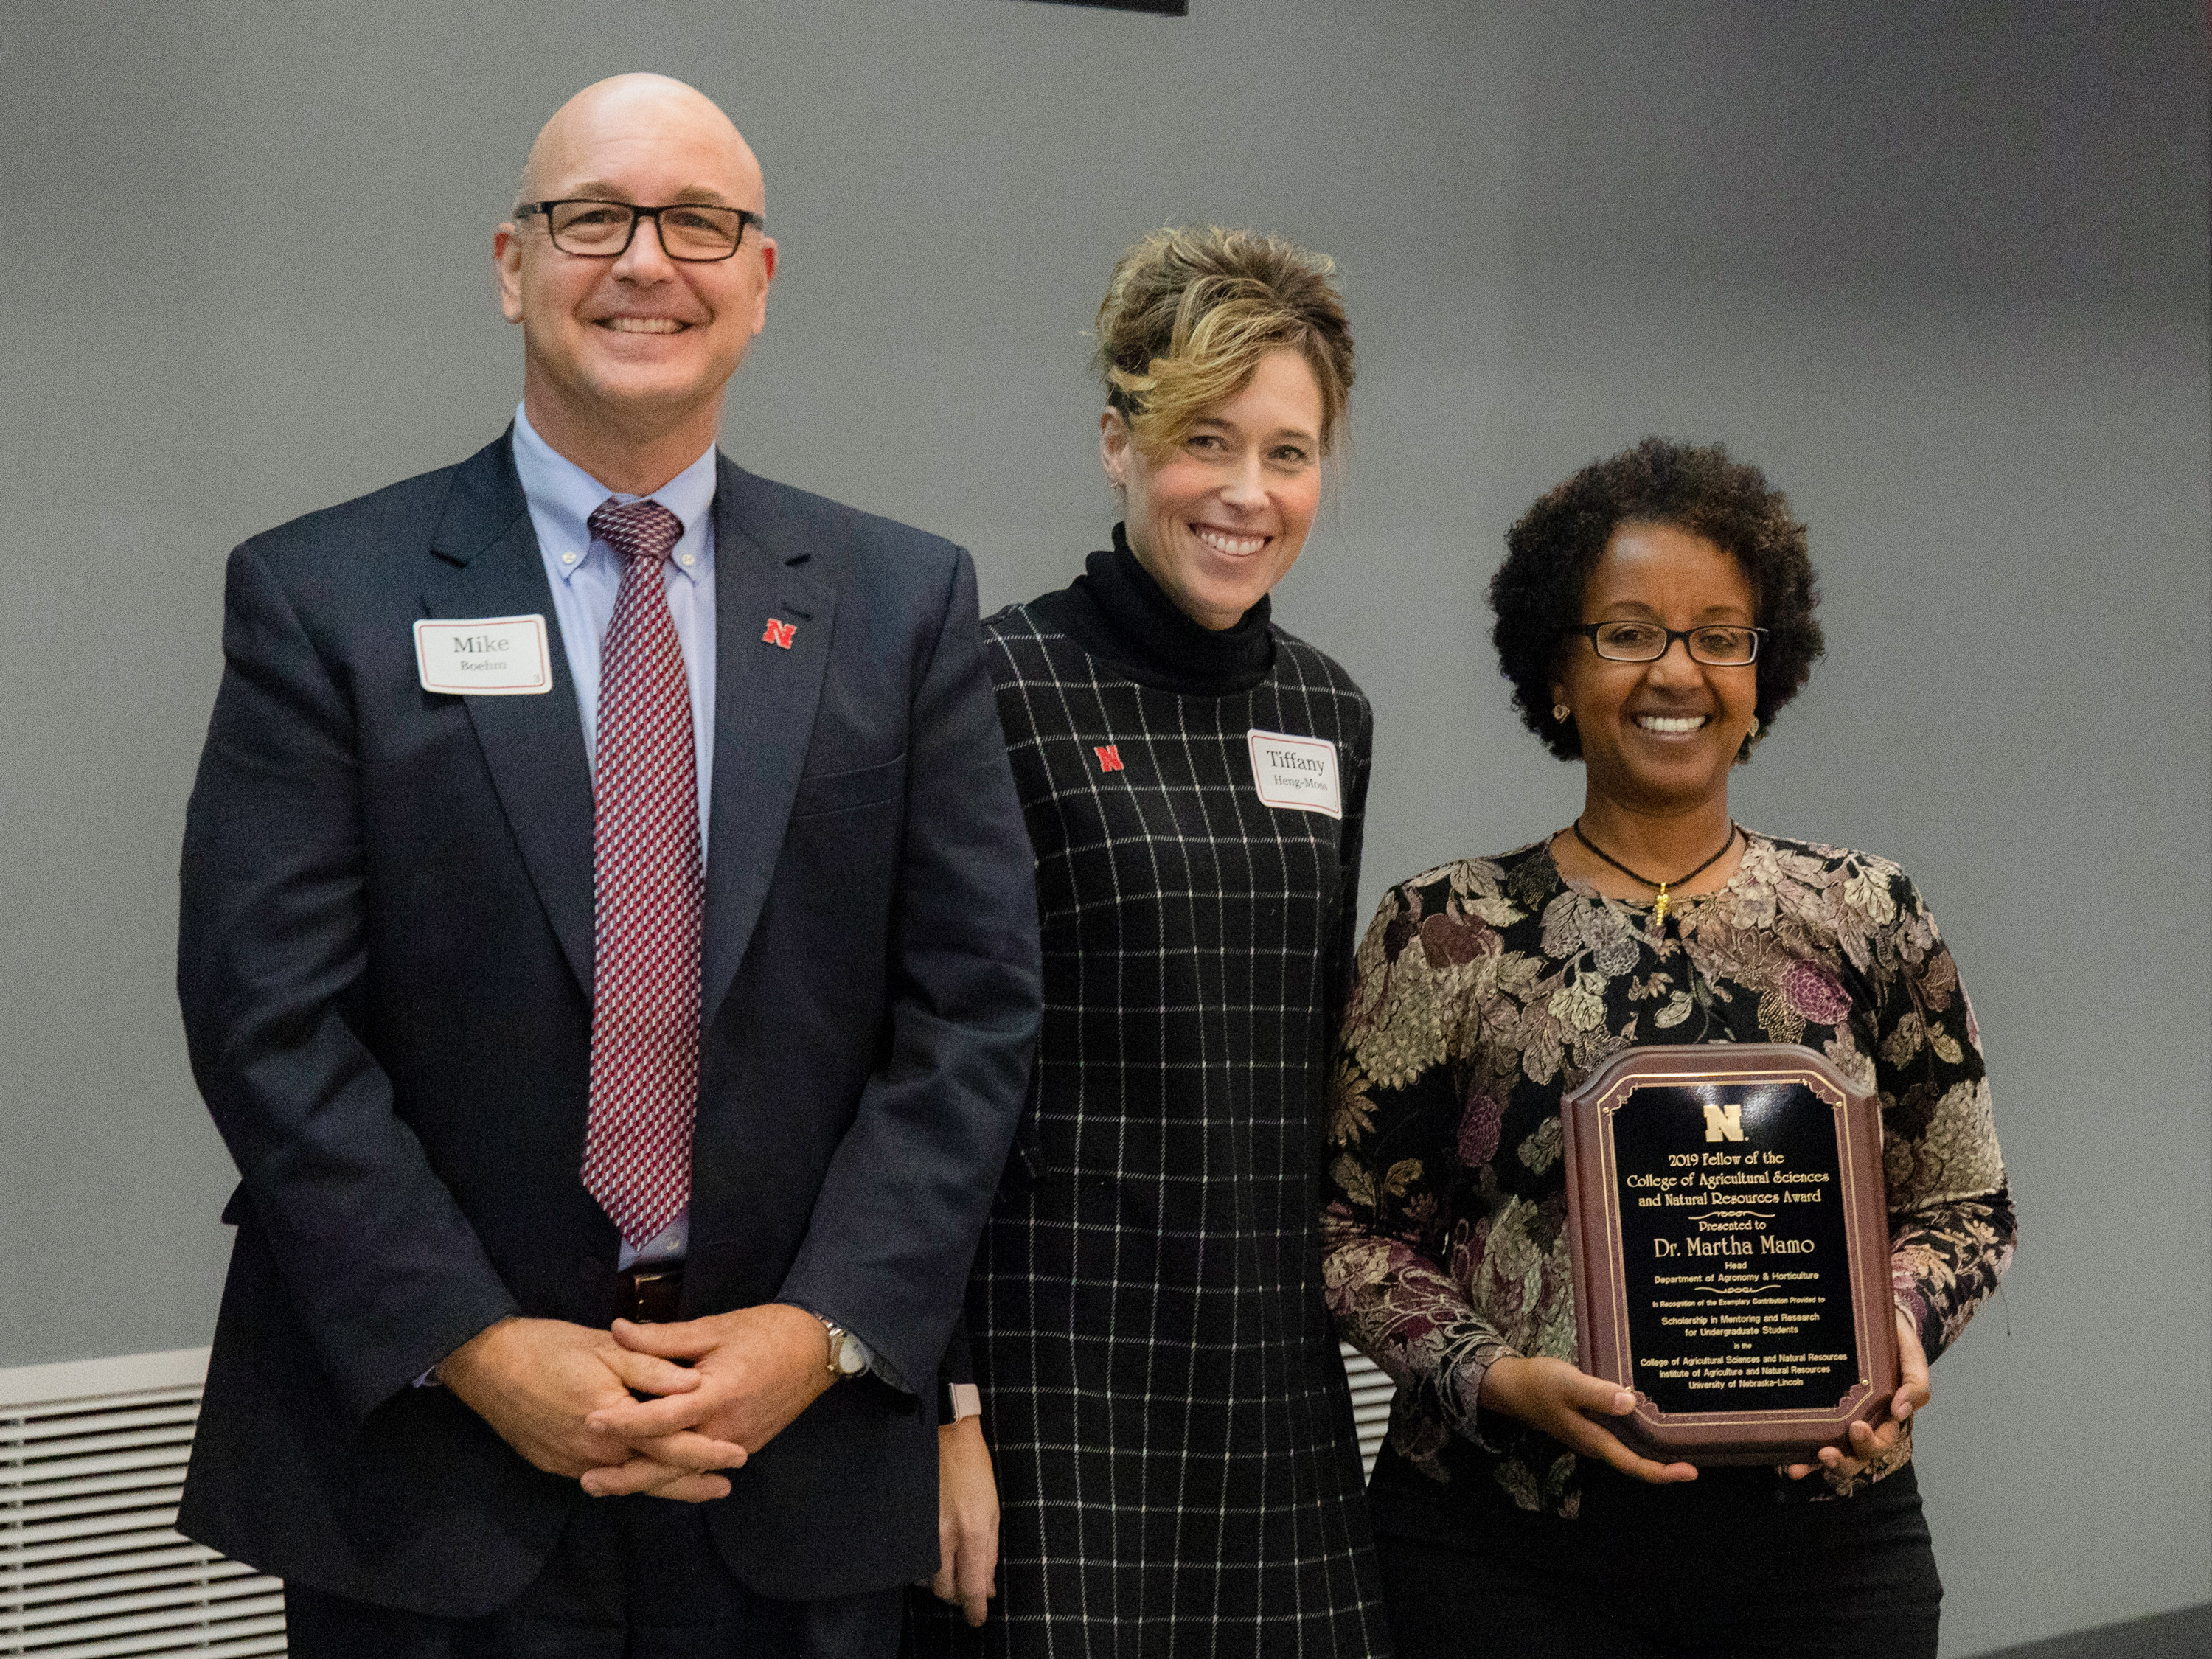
left=1026, top=524, right=1276, bottom=696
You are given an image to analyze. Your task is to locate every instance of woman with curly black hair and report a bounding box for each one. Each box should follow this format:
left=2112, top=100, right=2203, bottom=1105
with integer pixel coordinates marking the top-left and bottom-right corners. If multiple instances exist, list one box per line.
left=1322, top=437, right=2014, bottom=1658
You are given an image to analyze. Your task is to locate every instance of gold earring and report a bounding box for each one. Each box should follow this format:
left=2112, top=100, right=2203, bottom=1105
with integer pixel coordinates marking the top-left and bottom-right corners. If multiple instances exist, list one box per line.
left=1552, top=703, right=1571, bottom=723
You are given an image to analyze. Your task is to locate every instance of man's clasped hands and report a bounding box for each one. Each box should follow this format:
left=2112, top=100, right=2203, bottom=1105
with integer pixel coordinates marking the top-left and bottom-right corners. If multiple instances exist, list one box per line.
left=437, top=1302, right=837, bottom=1503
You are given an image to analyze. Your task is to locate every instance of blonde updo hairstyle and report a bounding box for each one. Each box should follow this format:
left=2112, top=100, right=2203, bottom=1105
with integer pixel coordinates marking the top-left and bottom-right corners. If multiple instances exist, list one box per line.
left=1094, top=226, right=1354, bottom=460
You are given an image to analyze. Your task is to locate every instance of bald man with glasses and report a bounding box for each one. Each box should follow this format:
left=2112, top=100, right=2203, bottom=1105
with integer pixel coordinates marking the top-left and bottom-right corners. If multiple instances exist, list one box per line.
left=176, top=74, right=1040, bottom=1658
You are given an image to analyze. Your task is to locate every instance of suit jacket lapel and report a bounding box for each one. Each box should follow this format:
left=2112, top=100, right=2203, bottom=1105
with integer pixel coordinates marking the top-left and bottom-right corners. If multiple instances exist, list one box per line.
left=422, top=433, right=597, bottom=997
left=700, top=456, right=836, bottom=1026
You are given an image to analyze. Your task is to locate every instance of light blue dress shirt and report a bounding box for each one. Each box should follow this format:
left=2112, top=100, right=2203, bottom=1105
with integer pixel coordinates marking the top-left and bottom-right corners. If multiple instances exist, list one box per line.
left=512, top=406, right=719, bottom=857
left=504, top=411, right=887, bottom=1381
left=512, top=406, right=716, bottom=1270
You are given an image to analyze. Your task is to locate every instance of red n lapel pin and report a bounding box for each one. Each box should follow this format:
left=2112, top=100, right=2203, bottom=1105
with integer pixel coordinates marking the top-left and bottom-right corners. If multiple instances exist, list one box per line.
left=1094, top=745, right=1124, bottom=773
left=762, top=618, right=796, bottom=649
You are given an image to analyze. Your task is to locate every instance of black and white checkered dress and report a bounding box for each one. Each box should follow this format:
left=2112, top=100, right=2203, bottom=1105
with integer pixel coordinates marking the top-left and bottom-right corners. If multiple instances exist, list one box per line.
left=913, top=553, right=1388, bottom=1658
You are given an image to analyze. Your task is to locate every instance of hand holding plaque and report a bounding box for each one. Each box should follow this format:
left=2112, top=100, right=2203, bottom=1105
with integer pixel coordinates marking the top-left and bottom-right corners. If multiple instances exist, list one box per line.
left=1563, top=1043, right=1899, bottom=1466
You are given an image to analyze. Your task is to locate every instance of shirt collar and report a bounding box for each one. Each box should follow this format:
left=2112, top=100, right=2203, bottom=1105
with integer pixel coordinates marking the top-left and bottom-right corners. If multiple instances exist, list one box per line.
left=511, top=403, right=718, bottom=584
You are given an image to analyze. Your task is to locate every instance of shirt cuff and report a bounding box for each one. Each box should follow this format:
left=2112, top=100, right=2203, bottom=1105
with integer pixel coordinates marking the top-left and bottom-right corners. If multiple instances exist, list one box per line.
left=849, top=1329, right=905, bottom=1390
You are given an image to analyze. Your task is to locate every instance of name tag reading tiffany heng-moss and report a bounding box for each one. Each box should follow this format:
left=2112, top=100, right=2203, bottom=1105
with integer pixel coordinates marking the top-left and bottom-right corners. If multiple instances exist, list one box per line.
left=1245, top=729, right=1341, bottom=819
left=413, top=615, right=552, bottom=695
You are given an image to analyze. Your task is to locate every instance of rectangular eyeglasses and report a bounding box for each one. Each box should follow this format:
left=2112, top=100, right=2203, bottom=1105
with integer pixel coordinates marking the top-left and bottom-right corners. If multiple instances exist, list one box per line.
left=518, top=199, right=762, bottom=262
left=1569, top=621, right=1767, bottom=666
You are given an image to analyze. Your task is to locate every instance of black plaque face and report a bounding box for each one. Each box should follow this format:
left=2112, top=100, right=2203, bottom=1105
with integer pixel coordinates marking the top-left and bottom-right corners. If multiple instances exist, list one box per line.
left=1606, top=1079, right=1858, bottom=1414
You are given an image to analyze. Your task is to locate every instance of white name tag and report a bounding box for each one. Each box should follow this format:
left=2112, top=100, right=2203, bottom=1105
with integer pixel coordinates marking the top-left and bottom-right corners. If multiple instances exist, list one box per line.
left=414, top=615, right=552, bottom=695
left=1245, top=728, right=1341, bottom=818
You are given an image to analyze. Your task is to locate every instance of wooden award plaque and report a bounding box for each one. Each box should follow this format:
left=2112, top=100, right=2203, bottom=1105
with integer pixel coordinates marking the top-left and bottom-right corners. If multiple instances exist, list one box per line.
left=1562, top=1043, right=1899, bottom=1465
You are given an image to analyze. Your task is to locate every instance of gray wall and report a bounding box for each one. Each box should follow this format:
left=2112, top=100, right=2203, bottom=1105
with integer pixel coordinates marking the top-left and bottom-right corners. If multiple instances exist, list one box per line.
left=1, top=2, right=2204, bottom=1652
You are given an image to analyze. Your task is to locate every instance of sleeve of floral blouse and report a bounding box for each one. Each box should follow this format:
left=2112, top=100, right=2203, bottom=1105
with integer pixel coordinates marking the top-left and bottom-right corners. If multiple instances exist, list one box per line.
left=1868, top=866, right=2017, bottom=1366
left=1321, top=880, right=1520, bottom=1449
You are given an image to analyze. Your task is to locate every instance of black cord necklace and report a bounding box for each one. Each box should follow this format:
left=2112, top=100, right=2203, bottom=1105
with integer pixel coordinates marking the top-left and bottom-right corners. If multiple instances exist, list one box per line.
left=1571, top=819, right=1740, bottom=925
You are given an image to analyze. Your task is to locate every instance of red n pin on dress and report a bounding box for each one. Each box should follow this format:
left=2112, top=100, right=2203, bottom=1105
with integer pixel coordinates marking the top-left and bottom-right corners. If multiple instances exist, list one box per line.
left=578, top=498, right=702, bottom=1249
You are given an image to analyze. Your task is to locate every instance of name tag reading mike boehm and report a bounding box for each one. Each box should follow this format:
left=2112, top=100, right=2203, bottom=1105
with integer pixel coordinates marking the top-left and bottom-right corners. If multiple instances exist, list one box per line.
left=414, top=615, right=553, bottom=695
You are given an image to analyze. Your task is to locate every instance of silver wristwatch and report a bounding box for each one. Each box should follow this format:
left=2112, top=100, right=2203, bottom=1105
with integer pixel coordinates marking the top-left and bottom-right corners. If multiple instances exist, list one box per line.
left=817, top=1316, right=869, bottom=1380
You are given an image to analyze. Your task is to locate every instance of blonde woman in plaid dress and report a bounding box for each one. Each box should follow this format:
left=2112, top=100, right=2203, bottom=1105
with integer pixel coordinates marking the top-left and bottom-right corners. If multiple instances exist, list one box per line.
left=908, top=229, right=1389, bottom=1658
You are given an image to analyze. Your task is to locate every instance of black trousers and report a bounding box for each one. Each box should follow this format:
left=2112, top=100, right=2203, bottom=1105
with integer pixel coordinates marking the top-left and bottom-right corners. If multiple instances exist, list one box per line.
left=1375, top=1464, right=1941, bottom=1659
left=284, top=1494, right=902, bottom=1659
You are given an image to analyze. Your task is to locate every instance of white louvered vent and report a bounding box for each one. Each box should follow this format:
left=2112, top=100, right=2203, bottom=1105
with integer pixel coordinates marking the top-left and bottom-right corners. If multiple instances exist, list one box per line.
left=0, top=1340, right=1386, bottom=1657
left=1340, top=1343, right=1394, bottom=1476
left=1, top=1348, right=285, bottom=1658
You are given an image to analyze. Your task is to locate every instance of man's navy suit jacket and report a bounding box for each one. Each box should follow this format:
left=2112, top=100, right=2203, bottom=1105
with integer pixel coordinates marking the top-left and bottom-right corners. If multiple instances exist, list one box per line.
left=175, top=434, right=1041, bottom=1614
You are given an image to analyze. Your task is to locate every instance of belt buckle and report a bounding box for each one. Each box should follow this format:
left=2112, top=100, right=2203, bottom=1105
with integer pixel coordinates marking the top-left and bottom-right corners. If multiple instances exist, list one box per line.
left=616, top=1265, right=683, bottom=1325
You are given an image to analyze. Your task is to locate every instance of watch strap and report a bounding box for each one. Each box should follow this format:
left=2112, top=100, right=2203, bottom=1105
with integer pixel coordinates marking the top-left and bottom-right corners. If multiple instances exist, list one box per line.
left=936, top=1378, right=983, bottom=1422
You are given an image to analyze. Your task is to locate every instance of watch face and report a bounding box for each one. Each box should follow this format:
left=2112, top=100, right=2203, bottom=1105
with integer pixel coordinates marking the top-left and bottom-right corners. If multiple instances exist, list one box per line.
left=832, top=1331, right=867, bottom=1376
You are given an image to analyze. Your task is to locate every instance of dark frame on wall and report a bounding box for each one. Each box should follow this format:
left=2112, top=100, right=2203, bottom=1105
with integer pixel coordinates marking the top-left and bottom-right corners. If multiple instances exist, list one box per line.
left=1012, top=1, right=1189, bottom=15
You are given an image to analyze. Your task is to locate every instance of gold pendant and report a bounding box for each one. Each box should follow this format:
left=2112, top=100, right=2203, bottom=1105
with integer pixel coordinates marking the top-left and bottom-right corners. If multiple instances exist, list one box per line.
left=1652, top=885, right=1671, bottom=925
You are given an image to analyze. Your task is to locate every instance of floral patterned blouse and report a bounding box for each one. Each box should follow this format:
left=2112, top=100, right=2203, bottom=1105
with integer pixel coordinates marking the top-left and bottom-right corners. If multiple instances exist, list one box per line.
left=1321, top=831, right=2015, bottom=1520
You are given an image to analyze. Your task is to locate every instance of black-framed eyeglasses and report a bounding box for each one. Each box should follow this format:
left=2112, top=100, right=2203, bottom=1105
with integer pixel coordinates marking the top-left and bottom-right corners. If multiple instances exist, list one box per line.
left=1569, top=620, right=1767, bottom=667
left=517, top=198, right=762, bottom=262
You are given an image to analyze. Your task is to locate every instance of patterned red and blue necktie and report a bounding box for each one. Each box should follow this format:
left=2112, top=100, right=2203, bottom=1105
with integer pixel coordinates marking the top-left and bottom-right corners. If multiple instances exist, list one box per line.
left=578, top=498, right=702, bottom=1251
